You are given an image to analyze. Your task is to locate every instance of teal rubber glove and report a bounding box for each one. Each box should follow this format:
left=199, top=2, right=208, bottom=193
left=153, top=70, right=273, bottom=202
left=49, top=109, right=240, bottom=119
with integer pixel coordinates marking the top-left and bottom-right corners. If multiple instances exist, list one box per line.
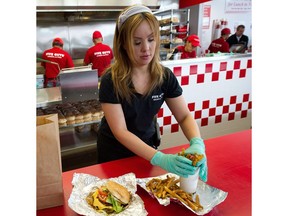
left=184, top=137, right=208, bottom=182
left=150, top=151, right=197, bottom=178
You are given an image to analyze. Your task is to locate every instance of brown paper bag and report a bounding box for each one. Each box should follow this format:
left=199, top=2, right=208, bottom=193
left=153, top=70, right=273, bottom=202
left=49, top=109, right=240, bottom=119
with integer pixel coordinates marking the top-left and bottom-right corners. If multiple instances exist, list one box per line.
left=36, top=114, right=64, bottom=210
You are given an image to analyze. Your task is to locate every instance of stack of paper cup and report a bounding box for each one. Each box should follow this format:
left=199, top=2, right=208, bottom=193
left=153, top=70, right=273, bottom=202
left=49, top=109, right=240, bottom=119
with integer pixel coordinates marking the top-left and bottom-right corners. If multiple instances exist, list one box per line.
left=180, top=167, right=200, bottom=194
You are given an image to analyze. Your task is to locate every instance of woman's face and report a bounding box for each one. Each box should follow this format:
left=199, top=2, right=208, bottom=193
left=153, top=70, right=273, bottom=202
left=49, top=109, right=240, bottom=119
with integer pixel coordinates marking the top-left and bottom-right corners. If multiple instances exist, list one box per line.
left=131, top=20, right=156, bottom=66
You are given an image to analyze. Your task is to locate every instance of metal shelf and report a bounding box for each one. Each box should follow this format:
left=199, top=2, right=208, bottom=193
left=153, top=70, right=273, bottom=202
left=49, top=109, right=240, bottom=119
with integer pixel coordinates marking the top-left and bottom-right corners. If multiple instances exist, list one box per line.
left=153, top=9, right=190, bottom=60
left=60, top=126, right=98, bottom=157
left=60, top=126, right=99, bottom=171
left=59, top=119, right=101, bottom=129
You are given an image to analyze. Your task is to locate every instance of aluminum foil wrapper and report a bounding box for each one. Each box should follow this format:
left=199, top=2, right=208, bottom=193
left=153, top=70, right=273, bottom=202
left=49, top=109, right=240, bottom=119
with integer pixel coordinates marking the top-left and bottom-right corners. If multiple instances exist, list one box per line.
left=68, top=172, right=148, bottom=216
left=137, top=173, right=228, bottom=215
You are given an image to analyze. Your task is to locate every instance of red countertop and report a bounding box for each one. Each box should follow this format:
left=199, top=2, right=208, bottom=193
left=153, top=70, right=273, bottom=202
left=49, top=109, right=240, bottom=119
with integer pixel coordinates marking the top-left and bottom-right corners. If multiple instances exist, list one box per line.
left=37, top=129, right=251, bottom=216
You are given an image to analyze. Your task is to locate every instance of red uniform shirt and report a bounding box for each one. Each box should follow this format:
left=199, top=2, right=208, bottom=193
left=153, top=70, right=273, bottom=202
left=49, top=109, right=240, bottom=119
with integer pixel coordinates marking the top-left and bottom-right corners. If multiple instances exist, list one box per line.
left=176, top=45, right=197, bottom=59
left=84, top=43, right=113, bottom=77
left=41, top=47, right=74, bottom=78
left=208, top=37, right=230, bottom=53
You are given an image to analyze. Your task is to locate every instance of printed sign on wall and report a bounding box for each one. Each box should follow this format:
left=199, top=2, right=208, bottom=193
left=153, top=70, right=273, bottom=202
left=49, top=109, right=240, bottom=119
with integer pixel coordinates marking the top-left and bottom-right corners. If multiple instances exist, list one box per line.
left=202, top=5, right=211, bottom=29
left=225, top=0, right=251, bottom=13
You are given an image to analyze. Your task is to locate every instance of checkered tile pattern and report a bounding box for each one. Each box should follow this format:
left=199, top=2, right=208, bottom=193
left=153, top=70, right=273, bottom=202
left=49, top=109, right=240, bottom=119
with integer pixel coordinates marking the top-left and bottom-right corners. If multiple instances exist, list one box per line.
left=172, top=58, right=252, bottom=85
left=157, top=93, right=252, bottom=134
left=158, top=57, right=252, bottom=135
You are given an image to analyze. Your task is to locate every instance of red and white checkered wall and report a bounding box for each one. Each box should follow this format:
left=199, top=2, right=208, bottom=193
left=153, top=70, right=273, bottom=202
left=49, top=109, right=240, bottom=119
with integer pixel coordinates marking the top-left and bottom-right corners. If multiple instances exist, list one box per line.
left=158, top=56, right=252, bottom=137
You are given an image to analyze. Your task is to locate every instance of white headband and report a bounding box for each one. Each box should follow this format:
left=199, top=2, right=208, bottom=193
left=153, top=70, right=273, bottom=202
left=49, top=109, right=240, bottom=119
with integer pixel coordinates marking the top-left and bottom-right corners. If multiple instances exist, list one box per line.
left=118, top=5, right=153, bottom=30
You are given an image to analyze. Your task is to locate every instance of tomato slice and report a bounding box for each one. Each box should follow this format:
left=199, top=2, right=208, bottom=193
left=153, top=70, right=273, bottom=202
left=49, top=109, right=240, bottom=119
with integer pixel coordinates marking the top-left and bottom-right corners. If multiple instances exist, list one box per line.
left=98, top=188, right=108, bottom=203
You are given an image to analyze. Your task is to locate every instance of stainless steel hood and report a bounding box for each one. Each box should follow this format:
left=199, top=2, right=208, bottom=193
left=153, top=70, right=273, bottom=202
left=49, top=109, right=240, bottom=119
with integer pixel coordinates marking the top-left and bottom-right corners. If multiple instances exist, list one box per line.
left=37, top=0, right=160, bottom=12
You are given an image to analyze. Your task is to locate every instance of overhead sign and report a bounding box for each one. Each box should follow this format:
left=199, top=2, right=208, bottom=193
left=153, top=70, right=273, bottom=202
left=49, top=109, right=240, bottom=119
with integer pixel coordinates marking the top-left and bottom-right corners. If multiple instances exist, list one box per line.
left=225, top=0, right=251, bottom=13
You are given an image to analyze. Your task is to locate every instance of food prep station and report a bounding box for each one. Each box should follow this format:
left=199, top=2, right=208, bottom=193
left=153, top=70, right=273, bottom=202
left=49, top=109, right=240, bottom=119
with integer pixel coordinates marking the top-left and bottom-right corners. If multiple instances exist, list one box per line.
left=35, top=1, right=253, bottom=215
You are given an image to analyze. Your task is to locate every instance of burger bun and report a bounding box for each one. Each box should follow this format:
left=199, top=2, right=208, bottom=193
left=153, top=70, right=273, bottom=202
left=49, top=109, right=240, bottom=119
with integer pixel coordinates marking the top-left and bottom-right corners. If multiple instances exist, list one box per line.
left=106, top=180, right=130, bottom=204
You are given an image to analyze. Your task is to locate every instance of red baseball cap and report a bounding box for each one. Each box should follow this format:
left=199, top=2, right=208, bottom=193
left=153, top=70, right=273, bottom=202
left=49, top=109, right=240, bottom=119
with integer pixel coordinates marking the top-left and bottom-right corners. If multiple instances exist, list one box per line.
left=93, top=31, right=102, bottom=39
left=53, top=37, right=64, bottom=45
left=221, top=28, right=231, bottom=35
left=186, top=35, right=201, bottom=47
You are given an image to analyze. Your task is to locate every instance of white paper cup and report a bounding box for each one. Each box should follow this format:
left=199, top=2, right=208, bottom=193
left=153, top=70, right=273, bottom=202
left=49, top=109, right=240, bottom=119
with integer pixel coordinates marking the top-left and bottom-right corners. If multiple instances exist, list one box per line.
left=180, top=168, right=199, bottom=194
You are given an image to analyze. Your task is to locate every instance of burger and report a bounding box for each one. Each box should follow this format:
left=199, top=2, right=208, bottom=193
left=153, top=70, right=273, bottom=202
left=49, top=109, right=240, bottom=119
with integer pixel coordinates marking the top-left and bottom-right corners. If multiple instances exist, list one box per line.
left=86, top=180, right=131, bottom=214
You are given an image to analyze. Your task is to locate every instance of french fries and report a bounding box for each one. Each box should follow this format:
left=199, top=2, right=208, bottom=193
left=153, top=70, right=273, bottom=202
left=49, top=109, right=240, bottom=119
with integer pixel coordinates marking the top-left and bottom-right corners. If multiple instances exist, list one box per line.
left=146, top=175, right=203, bottom=211
left=178, top=148, right=204, bottom=166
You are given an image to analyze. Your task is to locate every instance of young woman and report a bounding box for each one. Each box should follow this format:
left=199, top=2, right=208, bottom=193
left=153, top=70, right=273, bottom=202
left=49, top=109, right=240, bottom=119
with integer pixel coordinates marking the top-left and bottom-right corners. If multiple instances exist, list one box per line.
left=97, top=5, right=207, bottom=181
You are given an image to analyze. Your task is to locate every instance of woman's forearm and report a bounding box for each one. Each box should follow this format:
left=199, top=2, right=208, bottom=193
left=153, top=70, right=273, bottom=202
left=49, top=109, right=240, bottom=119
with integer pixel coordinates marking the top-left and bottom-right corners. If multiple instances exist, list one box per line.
left=114, top=130, right=157, bottom=161
left=179, top=114, right=201, bottom=141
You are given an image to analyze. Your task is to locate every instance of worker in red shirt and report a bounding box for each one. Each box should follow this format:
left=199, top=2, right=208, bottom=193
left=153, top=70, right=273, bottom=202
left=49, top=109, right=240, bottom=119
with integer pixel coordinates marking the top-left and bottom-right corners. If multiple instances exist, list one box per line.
left=41, top=37, right=74, bottom=88
left=169, top=34, right=201, bottom=60
left=208, top=28, right=231, bottom=53
left=83, top=31, right=114, bottom=78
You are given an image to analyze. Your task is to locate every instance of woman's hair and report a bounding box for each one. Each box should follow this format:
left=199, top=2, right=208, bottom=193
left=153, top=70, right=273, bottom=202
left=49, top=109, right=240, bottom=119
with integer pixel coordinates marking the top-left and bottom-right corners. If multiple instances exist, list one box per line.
left=109, top=5, right=165, bottom=103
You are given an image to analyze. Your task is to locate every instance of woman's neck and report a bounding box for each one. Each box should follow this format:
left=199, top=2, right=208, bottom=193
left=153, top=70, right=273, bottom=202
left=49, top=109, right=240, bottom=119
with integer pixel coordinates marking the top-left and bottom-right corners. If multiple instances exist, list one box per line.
left=132, top=67, right=151, bottom=95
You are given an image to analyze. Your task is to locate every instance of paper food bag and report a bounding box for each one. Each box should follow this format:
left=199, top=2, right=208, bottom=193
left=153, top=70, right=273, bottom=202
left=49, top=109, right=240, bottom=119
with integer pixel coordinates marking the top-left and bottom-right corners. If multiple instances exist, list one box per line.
left=37, top=114, right=64, bottom=210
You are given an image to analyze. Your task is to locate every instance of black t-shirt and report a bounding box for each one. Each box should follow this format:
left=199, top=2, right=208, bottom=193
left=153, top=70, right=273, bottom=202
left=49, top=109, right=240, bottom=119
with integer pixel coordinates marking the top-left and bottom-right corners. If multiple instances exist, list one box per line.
left=226, top=34, right=249, bottom=50
left=99, top=66, right=182, bottom=141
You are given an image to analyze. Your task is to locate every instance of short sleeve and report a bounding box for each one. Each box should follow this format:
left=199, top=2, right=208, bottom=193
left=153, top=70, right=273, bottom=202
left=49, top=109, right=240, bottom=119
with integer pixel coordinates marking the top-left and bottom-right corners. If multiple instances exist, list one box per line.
left=99, top=71, right=120, bottom=104
left=83, top=48, right=90, bottom=65
left=163, top=67, right=182, bottom=98
left=66, top=52, right=74, bottom=68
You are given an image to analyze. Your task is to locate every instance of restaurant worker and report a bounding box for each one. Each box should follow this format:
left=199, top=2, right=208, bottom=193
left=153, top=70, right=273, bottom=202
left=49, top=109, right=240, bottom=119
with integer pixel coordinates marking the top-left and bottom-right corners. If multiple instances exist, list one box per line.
left=83, top=30, right=114, bottom=77
left=41, top=37, right=74, bottom=88
left=169, top=34, right=201, bottom=60
left=208, top=28, right=231, bottom=53
left=97, top=4, right=208, bottom=182
left=226, top=24, right=249, bottom=53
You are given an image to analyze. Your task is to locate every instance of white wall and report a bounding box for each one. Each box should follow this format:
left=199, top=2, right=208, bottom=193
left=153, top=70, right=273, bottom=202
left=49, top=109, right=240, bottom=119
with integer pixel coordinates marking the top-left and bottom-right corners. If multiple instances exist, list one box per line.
left=157, top=54, right=252, bottom=149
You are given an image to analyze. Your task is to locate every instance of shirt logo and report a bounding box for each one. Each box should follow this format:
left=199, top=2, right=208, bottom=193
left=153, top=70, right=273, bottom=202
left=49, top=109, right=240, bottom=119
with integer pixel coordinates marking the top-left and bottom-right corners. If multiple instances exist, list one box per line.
left=152, top=93, right=164, bottom=101
left=212, top=43, right=222, bottom=48
left=94, top=51, right=111, bottom=57
left=46, top=52, right=64, bottom=58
